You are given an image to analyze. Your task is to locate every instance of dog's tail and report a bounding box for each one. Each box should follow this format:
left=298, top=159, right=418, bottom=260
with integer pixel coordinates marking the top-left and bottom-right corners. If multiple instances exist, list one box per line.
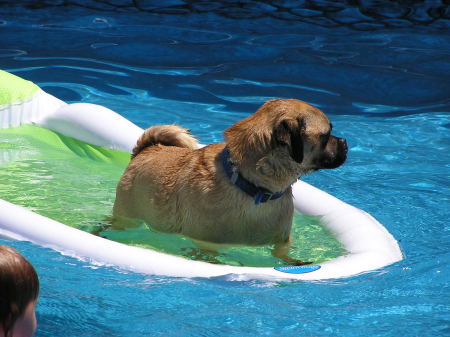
left=132, top=125, right=199, bottom=158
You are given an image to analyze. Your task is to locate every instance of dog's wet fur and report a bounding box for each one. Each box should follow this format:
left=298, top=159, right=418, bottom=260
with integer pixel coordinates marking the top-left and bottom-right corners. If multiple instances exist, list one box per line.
left=113, top=99, right=347, bottom=265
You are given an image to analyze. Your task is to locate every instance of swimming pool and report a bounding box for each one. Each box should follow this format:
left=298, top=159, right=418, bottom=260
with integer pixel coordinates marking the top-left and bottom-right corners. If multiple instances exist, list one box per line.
left=1, top=1, right=449, bottom=336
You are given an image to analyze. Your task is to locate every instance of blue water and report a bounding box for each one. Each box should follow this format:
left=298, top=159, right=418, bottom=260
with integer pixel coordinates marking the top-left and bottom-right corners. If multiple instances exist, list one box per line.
left=1, top=2, right=449, bottom=336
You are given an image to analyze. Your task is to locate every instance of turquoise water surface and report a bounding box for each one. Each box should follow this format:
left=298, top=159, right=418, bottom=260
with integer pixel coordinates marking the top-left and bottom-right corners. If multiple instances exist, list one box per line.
left=0, top=1, right=449, bottom=336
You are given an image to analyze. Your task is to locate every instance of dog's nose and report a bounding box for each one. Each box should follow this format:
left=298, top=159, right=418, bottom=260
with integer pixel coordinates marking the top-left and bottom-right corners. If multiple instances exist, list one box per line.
left=338, top=137, right=348, bottom=153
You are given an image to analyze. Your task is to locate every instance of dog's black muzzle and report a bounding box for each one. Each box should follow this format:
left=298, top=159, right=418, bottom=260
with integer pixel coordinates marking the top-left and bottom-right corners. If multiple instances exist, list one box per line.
left=316, top=136, right=348, bottom=169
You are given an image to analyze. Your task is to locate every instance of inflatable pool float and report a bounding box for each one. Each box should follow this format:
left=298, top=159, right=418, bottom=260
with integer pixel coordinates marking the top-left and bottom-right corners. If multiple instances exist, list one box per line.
left=0, top=70, right=403, bottom=281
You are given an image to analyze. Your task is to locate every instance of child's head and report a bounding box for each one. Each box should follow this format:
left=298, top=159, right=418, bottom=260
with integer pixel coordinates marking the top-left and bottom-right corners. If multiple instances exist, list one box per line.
left=0, top=245, right=39, bottom=337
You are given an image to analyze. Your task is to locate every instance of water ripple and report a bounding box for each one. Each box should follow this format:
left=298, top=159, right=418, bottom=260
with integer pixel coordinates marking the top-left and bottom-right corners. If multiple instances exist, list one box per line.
left=0, top=49, right=27, bottom=57
left=213, top=78, right=340, bottom=96
left=246, top=34, right=316, bottom=47
left=8, top=64, right=129, bottom=77
left=353, top=102, right=448, bottom=114
left=14, top=56, right=223, bottom=76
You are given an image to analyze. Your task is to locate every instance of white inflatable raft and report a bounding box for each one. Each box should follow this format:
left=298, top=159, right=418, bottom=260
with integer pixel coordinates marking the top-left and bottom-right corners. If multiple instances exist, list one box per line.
left=0, top=70, right=402, bottom=281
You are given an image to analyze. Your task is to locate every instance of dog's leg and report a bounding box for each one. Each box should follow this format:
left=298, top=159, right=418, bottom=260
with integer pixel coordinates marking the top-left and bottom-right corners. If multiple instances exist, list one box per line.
left=90, top=221, right=112, bottom=236
left=110, top=215, right=142, bottom=230
left=91, top=216, right=142, bottom=237
left=180, top=247, right=221, bottom=264
left=272, top=241, right=312, bottom=266
left=188, top=239, right=229, bottom=264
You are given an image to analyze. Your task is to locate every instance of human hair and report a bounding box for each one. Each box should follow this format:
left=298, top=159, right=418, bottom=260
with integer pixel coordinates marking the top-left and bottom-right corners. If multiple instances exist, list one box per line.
left=0, top=245, right=39, bottom=337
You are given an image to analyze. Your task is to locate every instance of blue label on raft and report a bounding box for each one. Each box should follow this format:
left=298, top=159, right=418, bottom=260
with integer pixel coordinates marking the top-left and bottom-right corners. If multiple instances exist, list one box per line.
left=274, top=265, right=321, bottom=274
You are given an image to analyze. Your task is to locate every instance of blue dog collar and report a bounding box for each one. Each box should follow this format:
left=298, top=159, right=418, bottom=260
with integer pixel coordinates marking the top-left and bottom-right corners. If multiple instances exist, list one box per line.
left=220, top=147, right=285, bottom=205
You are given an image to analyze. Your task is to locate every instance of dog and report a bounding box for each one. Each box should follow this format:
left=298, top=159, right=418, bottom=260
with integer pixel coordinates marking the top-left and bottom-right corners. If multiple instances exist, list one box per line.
left=112, top=99, right=347, bottom=265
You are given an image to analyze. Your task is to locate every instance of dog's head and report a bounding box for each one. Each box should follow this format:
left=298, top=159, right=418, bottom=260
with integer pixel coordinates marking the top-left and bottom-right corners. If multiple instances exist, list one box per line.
left=224, top=99, right=347, bottom=189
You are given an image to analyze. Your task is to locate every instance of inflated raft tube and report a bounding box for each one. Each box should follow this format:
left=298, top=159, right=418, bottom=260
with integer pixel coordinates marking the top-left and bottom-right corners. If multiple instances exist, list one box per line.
left=0, top=70, right=403, bottom=281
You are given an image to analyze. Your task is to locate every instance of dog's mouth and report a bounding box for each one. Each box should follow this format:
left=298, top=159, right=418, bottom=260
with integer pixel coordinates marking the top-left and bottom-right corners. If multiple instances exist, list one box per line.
left=314, top=136, right=348, bottom=170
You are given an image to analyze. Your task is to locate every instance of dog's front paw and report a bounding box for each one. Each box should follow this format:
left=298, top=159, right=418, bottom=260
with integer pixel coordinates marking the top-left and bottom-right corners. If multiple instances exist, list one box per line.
left=292, top=259, right=313, bottom=266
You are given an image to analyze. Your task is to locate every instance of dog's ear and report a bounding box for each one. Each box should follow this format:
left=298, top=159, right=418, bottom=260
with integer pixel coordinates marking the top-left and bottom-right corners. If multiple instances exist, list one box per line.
left=273, top=118, right=304, bottom=163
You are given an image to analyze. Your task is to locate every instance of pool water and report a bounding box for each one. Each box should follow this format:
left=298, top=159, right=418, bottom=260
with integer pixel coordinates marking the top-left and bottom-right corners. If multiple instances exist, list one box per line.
left=1, top=1, right=449, bottom=336
left=0, top=124, right=343, bottom=266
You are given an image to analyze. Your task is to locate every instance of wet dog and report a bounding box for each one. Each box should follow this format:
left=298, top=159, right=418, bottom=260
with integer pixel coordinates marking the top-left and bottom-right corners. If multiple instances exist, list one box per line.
left=113, top=99, right=347, bottom=264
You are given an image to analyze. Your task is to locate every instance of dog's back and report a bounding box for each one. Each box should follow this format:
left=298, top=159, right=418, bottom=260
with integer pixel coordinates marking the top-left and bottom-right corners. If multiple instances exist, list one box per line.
left=132, top=125, right=199, bottom=158
left=114, top=125, right=202, bottom=231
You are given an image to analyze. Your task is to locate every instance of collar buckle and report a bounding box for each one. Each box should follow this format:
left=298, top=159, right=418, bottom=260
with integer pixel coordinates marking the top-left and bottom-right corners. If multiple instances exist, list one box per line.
left=255, top=191, right=273, bottom=205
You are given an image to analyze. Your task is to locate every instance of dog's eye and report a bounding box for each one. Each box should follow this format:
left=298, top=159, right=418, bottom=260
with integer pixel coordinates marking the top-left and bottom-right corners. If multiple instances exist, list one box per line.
left=278, top=139, right=288, bottom=146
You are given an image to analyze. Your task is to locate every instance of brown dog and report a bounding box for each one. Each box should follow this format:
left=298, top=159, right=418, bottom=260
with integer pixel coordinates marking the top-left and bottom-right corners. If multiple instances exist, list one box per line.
left=113, top=99, right=347, bottom=264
